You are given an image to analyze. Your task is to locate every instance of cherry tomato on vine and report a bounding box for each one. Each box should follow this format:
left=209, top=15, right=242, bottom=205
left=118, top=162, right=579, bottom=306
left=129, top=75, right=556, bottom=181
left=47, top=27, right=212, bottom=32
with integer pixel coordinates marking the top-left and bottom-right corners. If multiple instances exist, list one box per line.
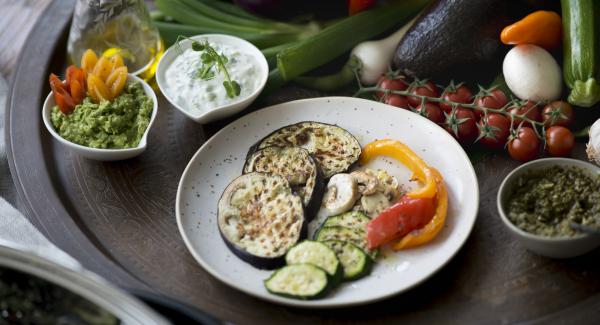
left=384, top=94, right=410, bottom=109
left=508, top=127, right=541, bottom=162
left=376, top=76, right=408, bottom=98
left=508, top=101, right=542, bottom=128
left=440, top=84, right=473, bottom=113
left=445, top=107, right=478, bottom=143
left=545, top=126, right=575, bottom=157
left=474, top=89, right=508, bottom=119
left=478, top=113, right=510, bottom=149
left=417, top=103, right=444, bottom=124
left=542, top=101, right=574, bottom=128
left=408, top=80, right=440, bottom=107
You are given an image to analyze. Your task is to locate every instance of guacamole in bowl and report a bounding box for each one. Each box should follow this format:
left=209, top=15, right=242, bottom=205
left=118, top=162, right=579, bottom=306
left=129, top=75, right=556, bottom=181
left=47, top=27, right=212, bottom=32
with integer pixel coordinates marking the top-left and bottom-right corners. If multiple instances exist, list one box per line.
left=51, top=82, right=152, bottom=149
left=42, top=74, right=158, bottom=161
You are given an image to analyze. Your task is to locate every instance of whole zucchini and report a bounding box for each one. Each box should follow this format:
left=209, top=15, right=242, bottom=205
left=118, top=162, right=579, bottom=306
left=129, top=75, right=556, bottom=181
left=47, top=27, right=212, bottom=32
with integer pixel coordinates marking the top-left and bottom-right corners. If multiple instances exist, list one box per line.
left=561, top=0, right=600, bottom=107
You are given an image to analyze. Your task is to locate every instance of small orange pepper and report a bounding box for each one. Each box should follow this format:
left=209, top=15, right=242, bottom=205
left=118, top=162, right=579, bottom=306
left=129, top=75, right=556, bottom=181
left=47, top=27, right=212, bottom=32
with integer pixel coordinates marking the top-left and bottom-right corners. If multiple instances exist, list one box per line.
left=359, top=139, right=436, bottom=199
left=500, top=11, right=562, bottom=50
left=393, top=167, right=447, bottom=250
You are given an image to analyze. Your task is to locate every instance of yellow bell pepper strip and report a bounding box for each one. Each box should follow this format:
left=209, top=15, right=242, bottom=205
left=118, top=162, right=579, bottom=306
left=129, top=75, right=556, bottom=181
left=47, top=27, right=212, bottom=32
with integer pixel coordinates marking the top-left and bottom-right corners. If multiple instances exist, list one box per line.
left=393, top=167, right=447, bottom=250
left=359, top=139, right=436, bottom=199
left=500, top=11, right=562, bottom=50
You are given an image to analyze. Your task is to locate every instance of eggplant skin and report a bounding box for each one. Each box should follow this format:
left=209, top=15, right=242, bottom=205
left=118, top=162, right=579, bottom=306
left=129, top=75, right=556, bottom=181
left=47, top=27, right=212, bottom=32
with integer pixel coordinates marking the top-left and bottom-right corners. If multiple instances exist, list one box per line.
left=393, top=0, right=513, bottom=83
left=217, top=172, right=305, bottom=270
left=247, top=122, right=361, bottom=178
left=243, top=146, right=325, bottom=222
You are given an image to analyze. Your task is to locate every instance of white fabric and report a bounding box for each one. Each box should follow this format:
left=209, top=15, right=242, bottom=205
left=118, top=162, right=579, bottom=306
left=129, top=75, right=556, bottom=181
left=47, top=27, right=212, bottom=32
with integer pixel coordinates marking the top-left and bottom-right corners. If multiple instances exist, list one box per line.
left=0, top=74, right=80, bottom=269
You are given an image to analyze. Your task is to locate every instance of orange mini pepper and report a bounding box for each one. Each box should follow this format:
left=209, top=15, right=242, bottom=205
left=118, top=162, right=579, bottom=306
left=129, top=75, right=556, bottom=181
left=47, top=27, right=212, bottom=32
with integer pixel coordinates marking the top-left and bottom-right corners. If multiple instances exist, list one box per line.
left=500, top=10, right=562, bottom=50
left=359, top=139, right=436, bottom=199
left=393, top=167, right=447, bottom=250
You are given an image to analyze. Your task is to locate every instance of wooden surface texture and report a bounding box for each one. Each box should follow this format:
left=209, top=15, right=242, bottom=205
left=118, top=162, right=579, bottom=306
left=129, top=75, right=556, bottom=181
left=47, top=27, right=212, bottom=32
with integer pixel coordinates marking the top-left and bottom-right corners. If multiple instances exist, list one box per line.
left=3, top=1, right=600, bottom=324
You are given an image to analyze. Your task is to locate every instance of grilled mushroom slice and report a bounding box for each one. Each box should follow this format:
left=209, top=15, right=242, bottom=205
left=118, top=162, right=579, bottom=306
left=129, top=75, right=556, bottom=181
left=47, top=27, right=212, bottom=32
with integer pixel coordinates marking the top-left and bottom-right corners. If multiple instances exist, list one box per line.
left=243, top=146, right=324, bottom=221
left=218, top=172, right=305, bottom=269
left=248, top=122, right=361, bottom=178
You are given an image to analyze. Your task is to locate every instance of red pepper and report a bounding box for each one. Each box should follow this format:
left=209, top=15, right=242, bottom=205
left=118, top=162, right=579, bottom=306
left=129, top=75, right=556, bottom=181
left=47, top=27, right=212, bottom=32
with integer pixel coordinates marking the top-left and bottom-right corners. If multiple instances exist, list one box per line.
left=366, top=195, right=436, bottom=249
left=348, top=0, right=376, bottom=16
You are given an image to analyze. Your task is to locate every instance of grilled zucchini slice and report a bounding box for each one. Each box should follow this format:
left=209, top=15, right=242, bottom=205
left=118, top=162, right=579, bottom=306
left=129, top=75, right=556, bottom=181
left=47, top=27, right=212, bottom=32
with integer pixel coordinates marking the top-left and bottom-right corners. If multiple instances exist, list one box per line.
left=314, top=226, right=378, bottom=259
left=322, top=211, right=370, bottom=231
left=218, top=172, right=305, bottom=270
left=243, top=146, right=325, bottom=221
left=322, top=240, right=373, bottom=281
left=248, top=122, right=361, bottom=178
left=264, top=264, right=330, bottom=299
left=285, top=240, right=342, bottom=284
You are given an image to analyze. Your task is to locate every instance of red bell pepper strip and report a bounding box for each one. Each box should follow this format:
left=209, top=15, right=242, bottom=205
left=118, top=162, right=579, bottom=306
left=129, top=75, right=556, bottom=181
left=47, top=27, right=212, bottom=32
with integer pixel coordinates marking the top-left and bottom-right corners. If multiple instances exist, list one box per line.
left=366, top=195, right=436, bottom=249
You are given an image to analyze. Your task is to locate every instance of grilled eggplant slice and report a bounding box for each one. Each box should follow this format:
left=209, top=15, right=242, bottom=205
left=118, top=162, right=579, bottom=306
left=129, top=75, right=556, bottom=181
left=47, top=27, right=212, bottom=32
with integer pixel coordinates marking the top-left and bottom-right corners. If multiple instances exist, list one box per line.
left=218, top=172, right=305, bottom=269
left=248, top=122, right=361, bottom=178
left=243, top=146, right=325, bottom=221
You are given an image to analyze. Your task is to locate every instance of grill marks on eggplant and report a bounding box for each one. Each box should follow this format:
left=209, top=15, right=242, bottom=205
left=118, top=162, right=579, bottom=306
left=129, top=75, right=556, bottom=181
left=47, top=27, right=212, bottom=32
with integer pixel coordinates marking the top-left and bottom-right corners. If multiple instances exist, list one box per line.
left=250, top=122, right=361, bottom=178
left=218, top=173, right=304, bottom=269
left=243, top=147, right=325, bottom=220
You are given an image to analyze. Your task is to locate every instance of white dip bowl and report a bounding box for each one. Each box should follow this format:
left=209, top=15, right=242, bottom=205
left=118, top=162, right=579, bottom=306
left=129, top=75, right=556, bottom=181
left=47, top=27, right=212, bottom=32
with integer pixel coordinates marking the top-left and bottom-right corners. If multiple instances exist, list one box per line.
left=156, top=34, right=269, bottom=124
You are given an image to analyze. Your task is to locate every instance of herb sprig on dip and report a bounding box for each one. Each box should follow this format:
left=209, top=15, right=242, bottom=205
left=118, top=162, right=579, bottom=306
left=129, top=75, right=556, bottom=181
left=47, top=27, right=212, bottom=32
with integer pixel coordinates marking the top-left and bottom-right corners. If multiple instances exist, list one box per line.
left=177, top=36, right=241, bottom=99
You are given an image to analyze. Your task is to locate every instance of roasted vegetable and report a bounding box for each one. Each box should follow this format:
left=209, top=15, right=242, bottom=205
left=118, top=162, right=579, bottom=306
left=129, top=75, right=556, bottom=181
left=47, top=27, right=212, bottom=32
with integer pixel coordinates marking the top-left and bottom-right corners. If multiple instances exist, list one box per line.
left=285, top=240, right=343, bottom=284
left=322, top=240, right=373, bottom=281
left=249, top=122, right=361, bottom=178
left=264, top=264, right=330, bottom=299
left=561, top=0, right=600, bottom=107
left=394, top=0, right=516, bottom=82
left=243, top=146, right=325, bottom=220
left=217, top=172, right=305, bottom=269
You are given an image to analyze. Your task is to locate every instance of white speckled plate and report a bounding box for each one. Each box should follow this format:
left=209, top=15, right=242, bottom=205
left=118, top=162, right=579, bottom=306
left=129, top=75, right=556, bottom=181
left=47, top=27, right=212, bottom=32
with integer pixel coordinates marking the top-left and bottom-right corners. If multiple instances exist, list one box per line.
left=176, top=97, right=479, bottom=308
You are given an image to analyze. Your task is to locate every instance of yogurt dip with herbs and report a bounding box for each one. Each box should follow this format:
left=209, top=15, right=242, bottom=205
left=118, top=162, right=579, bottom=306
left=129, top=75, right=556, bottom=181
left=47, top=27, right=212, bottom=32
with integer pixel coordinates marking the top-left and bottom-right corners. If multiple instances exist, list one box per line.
left=164, top=40, right=260, bottom=116
left=506, top=165, right=600, bottom=237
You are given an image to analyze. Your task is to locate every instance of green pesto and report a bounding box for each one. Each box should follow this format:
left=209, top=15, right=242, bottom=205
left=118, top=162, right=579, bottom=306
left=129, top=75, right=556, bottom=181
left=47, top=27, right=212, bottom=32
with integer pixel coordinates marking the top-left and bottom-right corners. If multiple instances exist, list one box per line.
left=507, top=166, right=600, bottom=237
left=51, top=82, right=152, bottom=149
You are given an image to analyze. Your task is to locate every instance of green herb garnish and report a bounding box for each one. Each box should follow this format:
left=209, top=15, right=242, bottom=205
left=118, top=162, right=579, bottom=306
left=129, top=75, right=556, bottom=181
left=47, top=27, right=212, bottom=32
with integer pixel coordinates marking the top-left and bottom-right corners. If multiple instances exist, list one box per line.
left=177, top=36, right=241, bottom=98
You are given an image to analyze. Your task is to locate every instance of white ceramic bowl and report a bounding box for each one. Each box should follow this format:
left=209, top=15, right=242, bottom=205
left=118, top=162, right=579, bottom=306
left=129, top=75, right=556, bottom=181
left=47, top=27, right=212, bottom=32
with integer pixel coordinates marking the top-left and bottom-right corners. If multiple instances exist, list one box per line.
left=156, top=34, right=269, bottom=124
left=42, top=74, right=158, bottom=161
left=497, top=158, right=600, bottom=258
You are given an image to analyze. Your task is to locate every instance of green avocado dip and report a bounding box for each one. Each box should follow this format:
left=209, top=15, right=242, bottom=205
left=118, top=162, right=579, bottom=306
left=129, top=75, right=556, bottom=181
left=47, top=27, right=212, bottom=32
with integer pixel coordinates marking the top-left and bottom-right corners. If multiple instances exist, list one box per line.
left=506, top=166, right=600, bottom=237
left=51, top=82, right=152, bottom=149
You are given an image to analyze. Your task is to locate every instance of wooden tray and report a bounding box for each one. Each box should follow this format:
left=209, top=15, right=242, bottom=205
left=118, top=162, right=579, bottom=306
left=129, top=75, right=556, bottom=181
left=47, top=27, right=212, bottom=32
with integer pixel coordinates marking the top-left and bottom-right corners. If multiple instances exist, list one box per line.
left=6, top=1, right=600, bottom=323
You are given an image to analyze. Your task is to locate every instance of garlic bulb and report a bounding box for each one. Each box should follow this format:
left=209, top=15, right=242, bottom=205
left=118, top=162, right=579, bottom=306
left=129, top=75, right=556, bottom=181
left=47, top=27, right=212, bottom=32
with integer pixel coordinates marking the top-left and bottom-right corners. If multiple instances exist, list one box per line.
left=586, top=119, right=600, bottom=165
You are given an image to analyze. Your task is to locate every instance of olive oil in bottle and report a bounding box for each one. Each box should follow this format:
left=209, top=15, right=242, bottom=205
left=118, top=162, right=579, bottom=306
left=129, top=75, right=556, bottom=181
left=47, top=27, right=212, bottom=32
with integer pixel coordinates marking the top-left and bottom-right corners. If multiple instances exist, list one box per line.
left=67, top=0, right=162, bottom=80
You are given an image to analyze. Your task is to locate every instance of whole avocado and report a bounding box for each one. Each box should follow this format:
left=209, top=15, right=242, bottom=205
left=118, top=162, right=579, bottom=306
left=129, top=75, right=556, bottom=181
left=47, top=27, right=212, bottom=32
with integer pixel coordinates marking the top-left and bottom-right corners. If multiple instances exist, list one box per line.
left=393, top=0, right=548, bottom=83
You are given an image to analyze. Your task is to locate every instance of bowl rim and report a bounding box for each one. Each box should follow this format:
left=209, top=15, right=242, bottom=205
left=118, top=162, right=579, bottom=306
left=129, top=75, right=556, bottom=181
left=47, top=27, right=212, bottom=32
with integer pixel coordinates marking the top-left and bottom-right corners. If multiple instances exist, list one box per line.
left=155, top=33, right=269, bottom=122
left=42, top=74, right=158, bottom=153
left=496, top=157, right=600, bottom=242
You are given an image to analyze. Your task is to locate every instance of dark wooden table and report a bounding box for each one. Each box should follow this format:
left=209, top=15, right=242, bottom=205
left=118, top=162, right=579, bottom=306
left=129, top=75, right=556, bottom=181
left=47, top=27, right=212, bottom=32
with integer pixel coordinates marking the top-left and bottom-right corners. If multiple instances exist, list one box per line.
left=4, top=1, right=600, bottom=324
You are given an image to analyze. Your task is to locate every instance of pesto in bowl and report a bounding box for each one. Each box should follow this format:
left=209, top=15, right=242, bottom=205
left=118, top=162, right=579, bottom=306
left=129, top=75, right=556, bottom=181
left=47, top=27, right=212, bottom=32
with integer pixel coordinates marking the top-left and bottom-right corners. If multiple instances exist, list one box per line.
left=50, top=82, right=152, bottom=149
left=506, top=165, right=600, bottom=237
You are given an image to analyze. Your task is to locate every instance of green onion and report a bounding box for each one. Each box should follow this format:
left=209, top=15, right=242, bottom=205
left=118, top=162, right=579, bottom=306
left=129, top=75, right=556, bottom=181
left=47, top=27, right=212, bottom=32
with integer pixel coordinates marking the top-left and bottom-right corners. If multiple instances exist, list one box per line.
left=198, top=0, right=271, bottom=21
left=154, top=21, right=303, bottom=48
left=261, top=42, right=297, bottom=68
left=276, top=0, right=429, bottom=81
left=293, top=56, right=360, bottom=92
left=155, top=0, right=278, bottom=34
left=177, top=0, right=304, bottom=33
